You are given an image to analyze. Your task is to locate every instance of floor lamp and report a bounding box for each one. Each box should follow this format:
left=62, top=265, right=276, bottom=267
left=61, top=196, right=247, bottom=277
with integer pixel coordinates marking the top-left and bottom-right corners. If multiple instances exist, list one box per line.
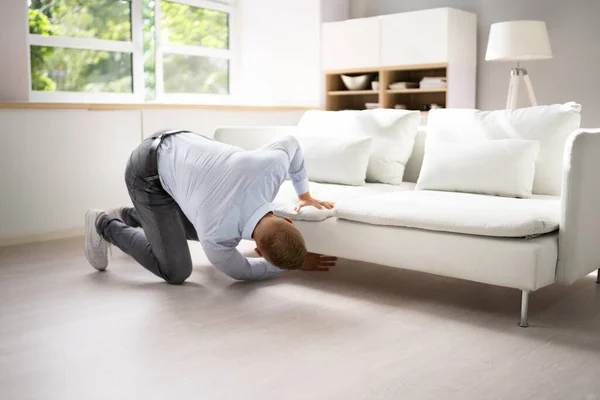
left=485, top=20, right=552, bottom=110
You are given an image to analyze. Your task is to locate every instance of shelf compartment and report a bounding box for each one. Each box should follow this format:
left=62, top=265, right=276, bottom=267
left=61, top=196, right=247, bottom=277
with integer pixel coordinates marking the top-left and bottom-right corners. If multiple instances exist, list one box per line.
left=384, top=90, right=446, bottom=111
left=386, top=88, right=447, bottom=94
left=326, top=93, right=379, bottom=111
left=328, top=90, right=379, bottom=96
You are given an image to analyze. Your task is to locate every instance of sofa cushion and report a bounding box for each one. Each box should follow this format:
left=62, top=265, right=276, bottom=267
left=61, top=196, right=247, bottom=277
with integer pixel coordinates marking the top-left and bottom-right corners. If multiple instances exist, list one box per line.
left=296, top=135, right=372, bottom=185
left=274, top=180, right=416, bottom=221
left=335, top=190, right=560, bottom=238
left=298, top=109, right=421, bottom=185
left=416, top=139, right=540, bottom=198
left=427, top=102, right=581, bottom=196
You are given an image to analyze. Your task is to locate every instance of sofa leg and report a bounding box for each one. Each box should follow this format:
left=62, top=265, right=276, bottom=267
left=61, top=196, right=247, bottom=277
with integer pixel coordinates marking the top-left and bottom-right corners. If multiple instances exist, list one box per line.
left=597, top=269, right=600, bottom=284
left=519, top=290, right=529, bottom=328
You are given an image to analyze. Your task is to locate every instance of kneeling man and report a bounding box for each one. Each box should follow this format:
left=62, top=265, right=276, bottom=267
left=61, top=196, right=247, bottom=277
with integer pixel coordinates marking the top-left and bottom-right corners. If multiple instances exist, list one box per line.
left=84, top=130, right=336, bottom=283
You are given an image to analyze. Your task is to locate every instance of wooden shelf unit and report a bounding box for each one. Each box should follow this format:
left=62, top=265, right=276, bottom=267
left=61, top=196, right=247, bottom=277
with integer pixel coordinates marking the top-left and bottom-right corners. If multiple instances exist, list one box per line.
left=325, top=63, right=448, bottom=112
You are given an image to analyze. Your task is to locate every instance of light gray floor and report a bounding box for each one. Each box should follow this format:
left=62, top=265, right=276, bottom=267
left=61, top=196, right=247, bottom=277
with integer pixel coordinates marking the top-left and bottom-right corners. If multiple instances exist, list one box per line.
left=1, top=237, right=599, bottom=400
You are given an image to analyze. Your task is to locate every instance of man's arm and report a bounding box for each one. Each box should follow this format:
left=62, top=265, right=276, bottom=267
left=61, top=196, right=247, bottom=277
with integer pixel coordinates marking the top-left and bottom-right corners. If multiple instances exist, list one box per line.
left=267, top=135, right=334, bottom=211
left=202, top=240, right=338, bottom=278
left=266, top=134, right=310, bottom=195
left=201, top=239, right=282, bottom=281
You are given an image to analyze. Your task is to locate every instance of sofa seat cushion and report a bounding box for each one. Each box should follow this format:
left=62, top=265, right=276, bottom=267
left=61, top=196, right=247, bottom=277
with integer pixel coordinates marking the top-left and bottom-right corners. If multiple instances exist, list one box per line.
left=335, top=190, right=560, bottom=238
left=274, top=181, right=416, bottom=221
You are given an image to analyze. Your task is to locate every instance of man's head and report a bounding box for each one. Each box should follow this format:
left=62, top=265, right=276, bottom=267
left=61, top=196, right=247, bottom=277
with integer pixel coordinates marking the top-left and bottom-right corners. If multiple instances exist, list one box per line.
left=253, top=214, right=307, bottom=271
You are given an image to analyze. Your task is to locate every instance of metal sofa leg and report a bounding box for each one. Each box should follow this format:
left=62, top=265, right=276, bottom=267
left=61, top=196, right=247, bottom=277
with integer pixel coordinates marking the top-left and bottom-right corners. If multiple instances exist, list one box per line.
left=519, top=290, right=529, bottom=328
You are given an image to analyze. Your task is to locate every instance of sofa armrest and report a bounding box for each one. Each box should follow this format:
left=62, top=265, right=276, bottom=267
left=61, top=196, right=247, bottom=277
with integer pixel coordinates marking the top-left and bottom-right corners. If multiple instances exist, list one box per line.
left=557, top=129, right=600, bottom=284
left=214, top=126, right=298, bottom=150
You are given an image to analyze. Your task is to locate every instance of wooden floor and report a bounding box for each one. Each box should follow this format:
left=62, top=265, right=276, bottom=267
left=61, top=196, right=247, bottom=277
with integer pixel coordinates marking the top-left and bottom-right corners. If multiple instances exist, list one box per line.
left=1, top=237, right=599, bottom=400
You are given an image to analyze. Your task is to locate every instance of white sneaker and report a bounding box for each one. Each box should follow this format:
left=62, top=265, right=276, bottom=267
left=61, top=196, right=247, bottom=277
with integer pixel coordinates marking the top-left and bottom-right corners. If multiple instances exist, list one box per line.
left=85, top=209, right=109, bottom=271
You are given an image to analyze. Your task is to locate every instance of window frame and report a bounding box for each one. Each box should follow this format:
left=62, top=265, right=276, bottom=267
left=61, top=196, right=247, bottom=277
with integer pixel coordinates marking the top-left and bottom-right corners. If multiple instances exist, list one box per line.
left=26, top=0, right=236, bottom=104
left=154, top=0, right=236, bottom=103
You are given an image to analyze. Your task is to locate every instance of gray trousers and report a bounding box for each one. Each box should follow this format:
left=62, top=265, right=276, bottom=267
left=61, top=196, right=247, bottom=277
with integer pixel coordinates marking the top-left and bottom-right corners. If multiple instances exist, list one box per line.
left=98, top=137, right=198, bottom=284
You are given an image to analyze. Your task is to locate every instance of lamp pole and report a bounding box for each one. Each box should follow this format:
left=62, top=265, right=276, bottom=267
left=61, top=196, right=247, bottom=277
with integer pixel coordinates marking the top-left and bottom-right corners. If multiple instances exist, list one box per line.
left=506, top=62, right=538, bottom=110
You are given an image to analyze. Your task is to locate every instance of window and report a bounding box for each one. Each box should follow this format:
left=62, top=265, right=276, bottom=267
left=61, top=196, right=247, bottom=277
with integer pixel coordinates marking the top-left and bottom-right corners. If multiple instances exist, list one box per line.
left=155, top=0, right=233, bottom=101
left=28, top=0, right=234, bottom=103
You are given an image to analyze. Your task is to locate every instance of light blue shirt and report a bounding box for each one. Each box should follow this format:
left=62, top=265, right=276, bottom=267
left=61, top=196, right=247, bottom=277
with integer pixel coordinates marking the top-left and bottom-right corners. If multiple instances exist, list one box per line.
left=157, top=132, right=309, bottom=281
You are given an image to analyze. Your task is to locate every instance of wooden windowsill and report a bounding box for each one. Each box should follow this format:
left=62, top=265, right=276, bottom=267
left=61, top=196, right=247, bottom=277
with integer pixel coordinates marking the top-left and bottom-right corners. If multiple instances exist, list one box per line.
left=0, top=102, right=316, bottom=112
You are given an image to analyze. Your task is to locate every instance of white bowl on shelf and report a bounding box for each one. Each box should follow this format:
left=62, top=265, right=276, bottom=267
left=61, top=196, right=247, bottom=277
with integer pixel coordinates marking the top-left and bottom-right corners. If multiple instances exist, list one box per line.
left=341, top=74, right=371, bottom=91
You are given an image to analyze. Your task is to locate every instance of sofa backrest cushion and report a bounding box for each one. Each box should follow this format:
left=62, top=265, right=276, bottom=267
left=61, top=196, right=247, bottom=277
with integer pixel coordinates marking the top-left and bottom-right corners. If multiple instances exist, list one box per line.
left=426, top=102, right=582, bottom=196
left=297, top=109, right=421, bottom=185
left=214, top=125, right=429, bottom=184
left=296, top=136, right=373, bottom=186
left=404, top=126, right=427, bottom=183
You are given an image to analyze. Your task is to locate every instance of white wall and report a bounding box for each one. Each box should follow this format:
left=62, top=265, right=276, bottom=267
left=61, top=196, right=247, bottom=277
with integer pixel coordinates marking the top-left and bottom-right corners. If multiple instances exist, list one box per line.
left=236, top=0, right=323, bottom=107
left=0, top=110, right=140, bottom=242
left=0, top=0, right=29, bottom=101
left=0, top=108, right=305, bottom=245
left=236, top=0, right=348, bottom=107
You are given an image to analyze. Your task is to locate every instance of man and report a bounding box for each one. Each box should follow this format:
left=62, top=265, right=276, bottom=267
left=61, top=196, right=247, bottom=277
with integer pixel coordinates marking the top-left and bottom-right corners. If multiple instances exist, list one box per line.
left=84, top=130, right=337, bottom=284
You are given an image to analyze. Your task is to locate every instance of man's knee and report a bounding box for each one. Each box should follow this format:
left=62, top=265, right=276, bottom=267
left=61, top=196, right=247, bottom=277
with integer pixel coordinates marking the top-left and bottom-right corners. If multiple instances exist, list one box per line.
left=163, top=264, right=192, bottom=285
left=121, top=207, right=141, bottom=228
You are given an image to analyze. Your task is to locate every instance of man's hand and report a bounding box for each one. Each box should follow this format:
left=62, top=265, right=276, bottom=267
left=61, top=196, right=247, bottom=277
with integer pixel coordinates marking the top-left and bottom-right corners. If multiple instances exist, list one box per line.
left=300, top=252, right=337, bottom=271
left=295, top=193, right=335, bottom=212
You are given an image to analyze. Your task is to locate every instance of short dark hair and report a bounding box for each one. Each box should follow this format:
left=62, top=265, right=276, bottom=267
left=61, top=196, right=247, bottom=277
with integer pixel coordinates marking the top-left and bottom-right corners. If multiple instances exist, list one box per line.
left=258, top=223, right=307, bottom=270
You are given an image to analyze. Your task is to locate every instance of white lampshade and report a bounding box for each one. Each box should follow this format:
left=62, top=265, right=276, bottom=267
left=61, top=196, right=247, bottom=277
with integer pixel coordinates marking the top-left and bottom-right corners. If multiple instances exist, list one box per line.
left=485, top=20, right=553, bottom=61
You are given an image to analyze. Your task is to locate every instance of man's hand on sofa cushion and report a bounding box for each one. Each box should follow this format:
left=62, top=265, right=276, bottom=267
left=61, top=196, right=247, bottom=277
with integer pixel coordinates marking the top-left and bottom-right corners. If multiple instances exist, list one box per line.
left=300, top=253, right=337, bottom=272
left=295, top=193, right=335, bottom=212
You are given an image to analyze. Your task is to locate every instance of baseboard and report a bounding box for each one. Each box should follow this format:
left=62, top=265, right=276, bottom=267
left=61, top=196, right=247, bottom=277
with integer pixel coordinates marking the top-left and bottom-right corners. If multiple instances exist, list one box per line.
left=0, top=227, right=85, bottom=247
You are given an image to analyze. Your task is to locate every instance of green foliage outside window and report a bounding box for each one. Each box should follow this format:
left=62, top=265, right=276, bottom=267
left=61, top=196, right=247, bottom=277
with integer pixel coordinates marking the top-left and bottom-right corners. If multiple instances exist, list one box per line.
left=29, top=0, right=230, bottom=98
left=161, top=1, right=228, bottom=48
left=29, top=8, right=57, bottom=91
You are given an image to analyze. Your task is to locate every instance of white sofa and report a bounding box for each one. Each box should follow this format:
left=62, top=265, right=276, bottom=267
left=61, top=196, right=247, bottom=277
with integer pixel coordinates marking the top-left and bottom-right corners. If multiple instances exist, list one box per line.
left=214, top=116, right=600, bottom=327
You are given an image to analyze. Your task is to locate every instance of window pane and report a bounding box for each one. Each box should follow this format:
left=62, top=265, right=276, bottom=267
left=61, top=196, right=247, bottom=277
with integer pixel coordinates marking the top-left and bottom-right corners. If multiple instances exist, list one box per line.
left=29, top=0, right=132, bottom=41
left=143, top=0, right=157, bottom=101
left=163, top=54, right=228, bottom=94
left=161, top=1, right=229, bottom=49
left=30, top=46, right=133, bottom=93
